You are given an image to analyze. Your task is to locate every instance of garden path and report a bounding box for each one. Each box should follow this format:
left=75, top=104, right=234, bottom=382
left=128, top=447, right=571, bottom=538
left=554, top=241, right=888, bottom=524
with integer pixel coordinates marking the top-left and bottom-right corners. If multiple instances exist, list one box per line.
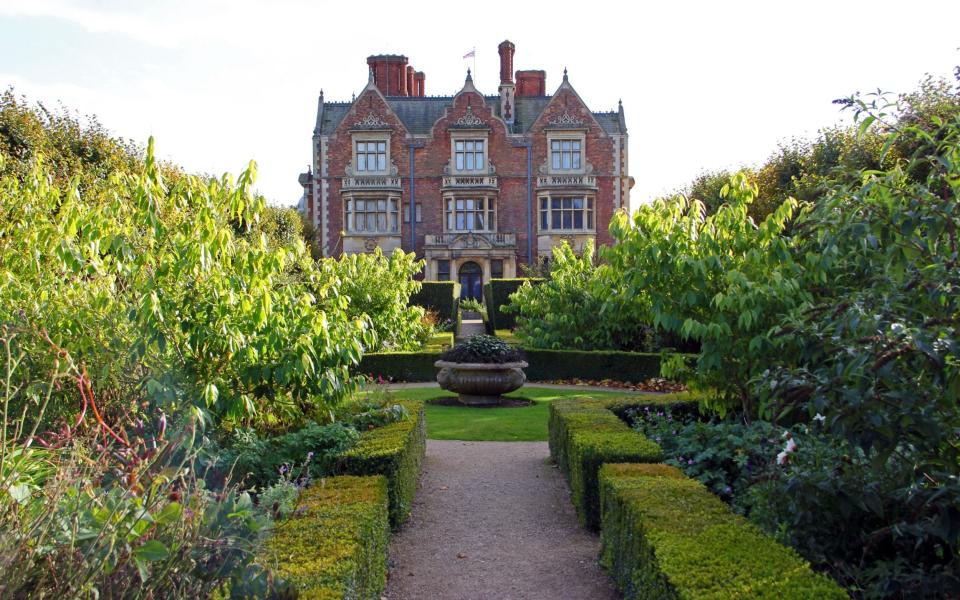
left=385, top=440, right=619, bottom=600
left=456, top=317, right=486, bottom=341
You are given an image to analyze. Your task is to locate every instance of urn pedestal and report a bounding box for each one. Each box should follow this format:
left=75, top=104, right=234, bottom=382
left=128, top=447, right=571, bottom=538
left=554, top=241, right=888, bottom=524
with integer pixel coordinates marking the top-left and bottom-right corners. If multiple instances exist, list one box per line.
left=434, top=360, right=529, bottom=406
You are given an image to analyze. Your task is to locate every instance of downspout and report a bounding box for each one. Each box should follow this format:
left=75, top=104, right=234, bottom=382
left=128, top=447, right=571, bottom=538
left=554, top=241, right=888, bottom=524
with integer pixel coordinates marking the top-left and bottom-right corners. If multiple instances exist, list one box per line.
left=409, top=143, right=416, bottom=252
left=525, top=141, right=533, bottom=264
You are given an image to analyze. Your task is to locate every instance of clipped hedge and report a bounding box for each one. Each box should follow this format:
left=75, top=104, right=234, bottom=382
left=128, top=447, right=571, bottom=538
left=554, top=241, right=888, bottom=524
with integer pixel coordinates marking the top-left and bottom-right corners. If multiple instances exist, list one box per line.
left=599, top=464, right=847, bottom=599
left=357, top=352, right=439, bottom=383
left=410, top=281, right=461, bottom=324
left=548, top=397, right=673, bottom=530
left=524, top=348, right=662, bottom=383
left=483, top=278, right=543, bottom=331
left=336, top=400, right=426, bottom=527
left=261, top=475, right=389, bottom=599
left=357, top=348, right=666, bottom=384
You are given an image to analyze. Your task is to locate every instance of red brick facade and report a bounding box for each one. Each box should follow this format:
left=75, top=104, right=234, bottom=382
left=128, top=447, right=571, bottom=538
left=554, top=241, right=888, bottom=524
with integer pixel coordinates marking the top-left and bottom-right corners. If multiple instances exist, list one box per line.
left=299, top=41, right=632, bottom=294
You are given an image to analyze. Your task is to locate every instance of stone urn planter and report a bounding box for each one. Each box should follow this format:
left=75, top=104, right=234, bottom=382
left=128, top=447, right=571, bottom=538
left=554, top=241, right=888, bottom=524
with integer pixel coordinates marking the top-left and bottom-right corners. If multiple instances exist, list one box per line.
left=434, top=360, right=528, bottom=406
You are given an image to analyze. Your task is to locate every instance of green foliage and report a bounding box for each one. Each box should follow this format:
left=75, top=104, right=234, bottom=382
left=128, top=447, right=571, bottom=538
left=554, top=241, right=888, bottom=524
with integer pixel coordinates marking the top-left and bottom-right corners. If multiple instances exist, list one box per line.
left=409, top=281, right=460, bottom=327
left=599, top=464, right=846, bottom=599
left=336, top=401, right=425, bottom=527
left=0, top=331, right=267, bottom=598
left=0, top=138, right=371, bottom=432
left=753, top=87, right=960, bottom=595
left=439, top=334, right=524, bottom=364
left=321, top=248, right=427, bottom=352
left=257, top=475, right=389, bottom=600
left=217, top=422, right=359, bottom=492
left=508, top=242, right=660, bottom=351
left=628, top=405, right=779, bottom=504
left=0, top=88, right=183, bottom=192
left=483, top=277, right=543, bottom=331
left=606, top=172, right=806, bottom=414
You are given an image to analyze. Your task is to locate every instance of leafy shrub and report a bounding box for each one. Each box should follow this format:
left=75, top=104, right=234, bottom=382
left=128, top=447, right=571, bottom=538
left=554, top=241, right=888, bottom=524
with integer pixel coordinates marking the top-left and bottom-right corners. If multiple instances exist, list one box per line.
left=606, top=173, right=806, bottom=415
left=319, top=248, right=427, bottom=352
left=628, top=406, right=780, bottom=504
left=217, top=422, right=359, bottom=492
left=0, top=330, right=267, bottom=598
left=484, top=277, right=543, bottom=331
left=599, top=463, right=847, bottom=599
left=0, top=139, right=370, bottom=432
left=257, top=475, right=389, bottom=599
left=508, top=242, right=661, bottom=351
left=439, top=334, right=524, bottom=364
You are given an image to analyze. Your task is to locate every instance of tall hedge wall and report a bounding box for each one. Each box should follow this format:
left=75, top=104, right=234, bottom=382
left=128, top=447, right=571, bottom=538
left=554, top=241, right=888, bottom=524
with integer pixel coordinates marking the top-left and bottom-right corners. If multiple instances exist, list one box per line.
left=410, top=281, right=461, bottom=324
left=483, top=278, right=543, bottom=331
left=260, top=475, right=389, bottom=599
left=599, top=464, right=847, bottom=599
left=335, top=400, right=426, bottom=527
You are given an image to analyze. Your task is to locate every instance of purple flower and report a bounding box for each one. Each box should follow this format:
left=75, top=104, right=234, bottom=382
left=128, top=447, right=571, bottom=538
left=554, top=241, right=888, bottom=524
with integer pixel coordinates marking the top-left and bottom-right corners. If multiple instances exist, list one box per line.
left=687, top=459, right=694, bottom=465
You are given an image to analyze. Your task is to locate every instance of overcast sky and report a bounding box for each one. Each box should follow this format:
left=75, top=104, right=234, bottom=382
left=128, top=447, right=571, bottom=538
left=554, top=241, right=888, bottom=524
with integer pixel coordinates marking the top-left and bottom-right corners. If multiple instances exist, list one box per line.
left=2, top=0, right=958, bottom=209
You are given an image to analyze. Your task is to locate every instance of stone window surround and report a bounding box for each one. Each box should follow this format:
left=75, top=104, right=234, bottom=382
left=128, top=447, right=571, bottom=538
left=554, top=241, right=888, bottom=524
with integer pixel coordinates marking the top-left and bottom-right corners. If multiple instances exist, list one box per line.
left=538, top=191, right=596, bottom=233
left=546, top=130, right=586, bottom=174
left=352, top=131, right=391, bottom=175
left=443, top=193, right=497, bottom=233
left=342, top=190, right=402, bottom=235
left=449, top=129, right=489, bottom=174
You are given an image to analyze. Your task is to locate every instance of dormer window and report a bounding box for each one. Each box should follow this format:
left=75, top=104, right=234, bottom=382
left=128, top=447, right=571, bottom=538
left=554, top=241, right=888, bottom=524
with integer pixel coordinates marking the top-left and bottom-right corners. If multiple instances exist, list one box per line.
left=356, top=140, right=387, bottom=173
left=550, top=138, right=582, bottom=171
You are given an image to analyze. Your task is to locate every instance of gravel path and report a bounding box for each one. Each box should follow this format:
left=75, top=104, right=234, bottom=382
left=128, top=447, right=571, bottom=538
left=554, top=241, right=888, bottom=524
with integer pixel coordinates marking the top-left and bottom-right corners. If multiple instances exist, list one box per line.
left=385, top=440, right=619, bottom=600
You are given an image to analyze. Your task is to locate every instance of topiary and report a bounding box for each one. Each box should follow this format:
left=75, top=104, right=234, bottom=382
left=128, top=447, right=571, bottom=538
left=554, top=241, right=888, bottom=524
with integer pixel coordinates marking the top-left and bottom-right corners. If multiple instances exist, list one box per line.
left=439, top=335, right=525, bottom=364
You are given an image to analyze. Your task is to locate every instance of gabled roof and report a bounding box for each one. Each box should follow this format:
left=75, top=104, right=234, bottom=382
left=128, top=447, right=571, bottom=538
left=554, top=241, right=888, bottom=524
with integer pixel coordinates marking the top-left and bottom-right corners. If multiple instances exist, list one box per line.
left=314, top=95, right=625, bottom=136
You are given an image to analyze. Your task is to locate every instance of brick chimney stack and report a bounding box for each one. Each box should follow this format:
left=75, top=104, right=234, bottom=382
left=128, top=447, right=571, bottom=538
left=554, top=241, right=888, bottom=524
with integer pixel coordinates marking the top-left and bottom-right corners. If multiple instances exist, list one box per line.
left=498, top=40, right=515, bottom=84
left=366, top=54, right=412, bottom=96
left=515, top=70, right=546, bottom=97
left=498, top=40, right=516, bottom=124
left=414, top=71, right=425, bottom=97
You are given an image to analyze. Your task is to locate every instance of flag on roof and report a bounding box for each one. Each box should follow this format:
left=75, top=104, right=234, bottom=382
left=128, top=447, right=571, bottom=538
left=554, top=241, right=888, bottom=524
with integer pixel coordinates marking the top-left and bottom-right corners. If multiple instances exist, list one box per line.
left=463, top=49, right=475, bottom=59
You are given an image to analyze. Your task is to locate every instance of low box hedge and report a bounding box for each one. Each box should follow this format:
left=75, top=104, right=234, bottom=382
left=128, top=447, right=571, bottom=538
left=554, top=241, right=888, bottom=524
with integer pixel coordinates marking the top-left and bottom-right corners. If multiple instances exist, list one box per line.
left=599, top=464, right=847, bottom=599
left=410, top=281, right=460, bottom=324
left=524, top=348, right=662, bottom=383
left=483, top=278, right=543, bottom=331
left=357, top=349, right=671, bottom=384
left=548, top=397, right=682, bottom=530
left=335, top=400, right=426, bottom=527
left=260, top=475, right=389, bottom=599
left=357, top=351, right=440, bottom=383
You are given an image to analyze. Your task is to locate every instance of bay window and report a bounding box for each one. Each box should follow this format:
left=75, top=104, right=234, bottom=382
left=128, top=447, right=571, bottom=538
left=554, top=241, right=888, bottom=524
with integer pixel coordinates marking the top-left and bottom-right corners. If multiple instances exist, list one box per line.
left=345, top=197, right=399, bottom=233
left=539, top=196, right=594, bottom=231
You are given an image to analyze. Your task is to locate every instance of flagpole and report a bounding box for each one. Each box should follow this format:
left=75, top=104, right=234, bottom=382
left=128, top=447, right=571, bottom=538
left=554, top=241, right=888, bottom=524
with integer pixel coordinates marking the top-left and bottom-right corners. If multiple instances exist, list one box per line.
left=473, top=47, right=476, bottom=83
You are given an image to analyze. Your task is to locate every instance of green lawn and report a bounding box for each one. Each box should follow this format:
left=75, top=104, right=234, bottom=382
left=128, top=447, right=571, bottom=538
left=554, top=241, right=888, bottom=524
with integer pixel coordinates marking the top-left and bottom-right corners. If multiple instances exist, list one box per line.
left=383, top=385, right=636, bottom=442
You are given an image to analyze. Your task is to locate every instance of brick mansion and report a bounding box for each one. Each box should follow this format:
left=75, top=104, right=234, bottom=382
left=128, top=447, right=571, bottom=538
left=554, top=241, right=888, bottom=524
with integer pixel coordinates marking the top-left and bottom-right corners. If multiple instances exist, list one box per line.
left=298, top=41, right=632, bottom=299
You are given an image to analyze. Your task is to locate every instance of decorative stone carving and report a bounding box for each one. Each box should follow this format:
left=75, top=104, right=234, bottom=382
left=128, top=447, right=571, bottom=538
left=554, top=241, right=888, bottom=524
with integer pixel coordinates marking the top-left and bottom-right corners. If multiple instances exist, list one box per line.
left=353, top=113, right=390, bottom=129
left=363, top=237, right=379, bottom=252
left=454, top=105, right=486, bottom=128
left=547, top=112, right=585, bottom=127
